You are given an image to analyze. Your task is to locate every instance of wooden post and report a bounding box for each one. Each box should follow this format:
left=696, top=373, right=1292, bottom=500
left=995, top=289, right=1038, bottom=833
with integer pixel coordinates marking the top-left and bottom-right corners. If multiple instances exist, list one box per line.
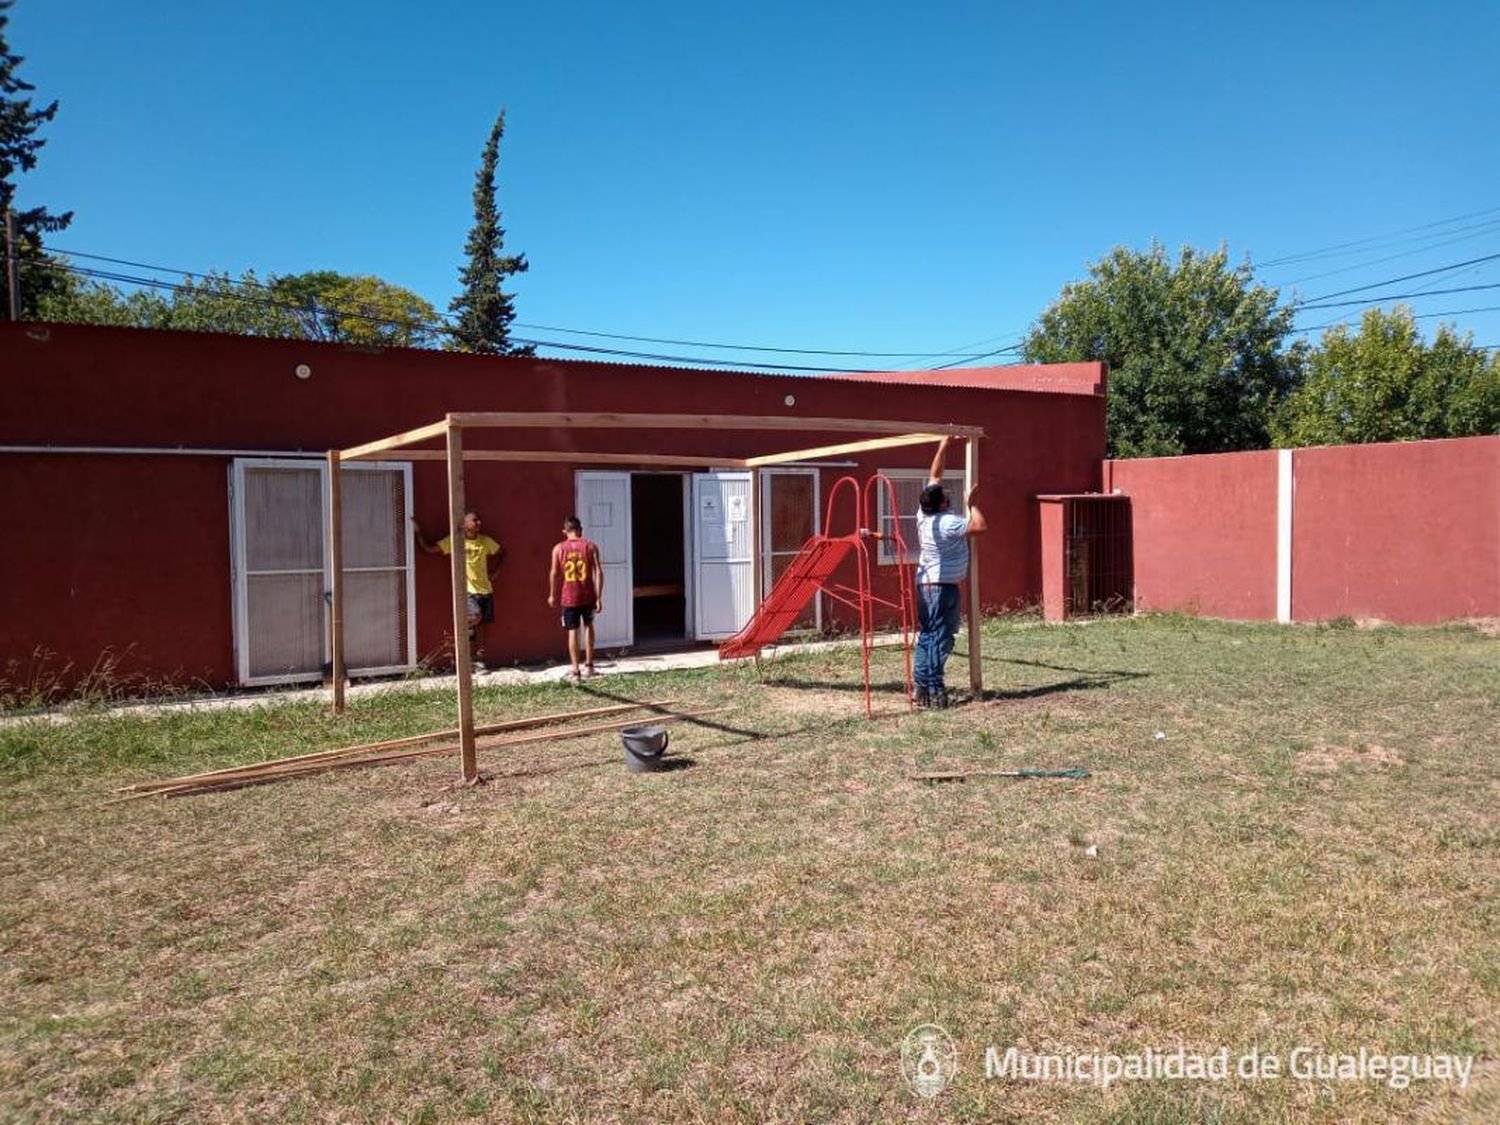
left=446, top=420, right=478, bottom=781
left=327, top=451, right=346, bottom=713
left=965, top=437, right=983, bottom=695
left=750, top=468, right=764, bottom=612
left=4, top=209, right=19, bottom=322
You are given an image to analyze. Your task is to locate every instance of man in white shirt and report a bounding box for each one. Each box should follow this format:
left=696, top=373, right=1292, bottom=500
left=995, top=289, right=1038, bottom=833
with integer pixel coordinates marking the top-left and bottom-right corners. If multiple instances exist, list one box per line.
left=913, top=436, right=987, bottom=707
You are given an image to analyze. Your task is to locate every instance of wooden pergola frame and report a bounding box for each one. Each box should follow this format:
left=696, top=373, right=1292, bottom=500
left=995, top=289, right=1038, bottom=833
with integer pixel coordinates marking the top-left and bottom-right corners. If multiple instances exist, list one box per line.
left=330, top=412, right=986, bottom=781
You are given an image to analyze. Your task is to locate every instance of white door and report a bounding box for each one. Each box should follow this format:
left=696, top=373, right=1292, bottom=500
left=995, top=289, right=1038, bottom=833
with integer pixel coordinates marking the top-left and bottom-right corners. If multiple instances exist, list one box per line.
left=760, top=467, right=821, bottom=633
left=336, top=467, right=416, bottom=675
left=575, top=471, right=633, bottom=649
left=231, top=460, right=327, bottom=685
left=230, top=459, right=415, bottom=686
left=692, top=471, right=754, bottom=639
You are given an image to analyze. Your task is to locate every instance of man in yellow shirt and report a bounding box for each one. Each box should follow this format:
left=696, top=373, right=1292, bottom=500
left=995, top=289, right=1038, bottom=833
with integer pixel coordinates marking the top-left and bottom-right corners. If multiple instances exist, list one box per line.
left=412, top=511, right=505, bottom=660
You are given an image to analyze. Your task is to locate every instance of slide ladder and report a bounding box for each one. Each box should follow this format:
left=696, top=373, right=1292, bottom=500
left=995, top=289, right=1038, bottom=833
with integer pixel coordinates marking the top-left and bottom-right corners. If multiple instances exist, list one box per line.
left=718, top=475, right=916, bottom=715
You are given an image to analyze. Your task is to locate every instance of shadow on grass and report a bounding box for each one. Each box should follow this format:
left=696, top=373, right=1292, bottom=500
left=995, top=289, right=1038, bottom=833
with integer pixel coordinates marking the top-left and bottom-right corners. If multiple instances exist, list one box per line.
left=984, top=651, right=1146, bottom=678
left=976, top=676, right=1125, bottom=702
left=953, top=651, right=1151, bottom=680
left=565, top=683, right=764, bottom=741
left=487, top=754, right=698, bottom=782
left=764, top=672, right=1137, bottom=701
left=762, top=665, right=1144, bottom=705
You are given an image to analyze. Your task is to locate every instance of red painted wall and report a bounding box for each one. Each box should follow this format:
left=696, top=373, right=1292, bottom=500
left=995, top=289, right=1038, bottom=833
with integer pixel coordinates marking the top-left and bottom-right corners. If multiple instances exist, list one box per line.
left=1107, top=436, right=1500, bottom=625
left=0, top=324, right=1105, bottom=693
left=0, top=455, right=235, bottom=694
left=1292, top=436, right=1500, bottom=624
left=1104, top=451, right=1279, bottom=620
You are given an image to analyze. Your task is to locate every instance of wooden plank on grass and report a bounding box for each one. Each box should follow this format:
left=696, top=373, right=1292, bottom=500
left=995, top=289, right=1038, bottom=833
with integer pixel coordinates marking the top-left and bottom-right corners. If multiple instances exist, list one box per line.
left=117, top=700, right=678, bottom=793
left=109, top=707, right=725, bottom=801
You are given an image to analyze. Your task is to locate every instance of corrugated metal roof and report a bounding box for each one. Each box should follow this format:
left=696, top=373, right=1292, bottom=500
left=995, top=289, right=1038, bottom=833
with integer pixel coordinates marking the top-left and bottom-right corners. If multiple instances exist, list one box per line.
left=818, top=362, right=1106, bottom=397
left=17, top=323, right=1105, bottom=396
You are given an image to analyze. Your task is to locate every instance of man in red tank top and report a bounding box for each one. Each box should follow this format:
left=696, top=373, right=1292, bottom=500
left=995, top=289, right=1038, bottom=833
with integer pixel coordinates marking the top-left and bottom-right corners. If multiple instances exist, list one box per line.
left=547, top=516, right=605, bottom=682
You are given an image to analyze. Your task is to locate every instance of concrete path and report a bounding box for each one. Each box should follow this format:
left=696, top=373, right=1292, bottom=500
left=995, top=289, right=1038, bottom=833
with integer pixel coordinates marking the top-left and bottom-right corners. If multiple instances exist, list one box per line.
left=3, top=633, right=912, bottom=726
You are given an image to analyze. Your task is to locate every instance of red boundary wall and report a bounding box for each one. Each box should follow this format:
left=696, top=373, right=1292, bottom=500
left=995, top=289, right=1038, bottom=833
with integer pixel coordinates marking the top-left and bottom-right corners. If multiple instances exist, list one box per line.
left=1292, top=437, right=1500, bottom=624
left=1104, top=451, right=1279, bottom=620
left=1105, top=436, right=1500, bottom=625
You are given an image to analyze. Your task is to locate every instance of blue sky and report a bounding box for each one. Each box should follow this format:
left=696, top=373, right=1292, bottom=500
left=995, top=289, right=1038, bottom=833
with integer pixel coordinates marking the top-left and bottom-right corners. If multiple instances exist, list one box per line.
left=11, top=0, right=1500, bottom=370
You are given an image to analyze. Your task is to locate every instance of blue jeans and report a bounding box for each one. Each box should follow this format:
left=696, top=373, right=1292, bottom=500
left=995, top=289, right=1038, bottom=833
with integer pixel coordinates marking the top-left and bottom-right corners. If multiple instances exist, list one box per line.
left=914, top=583, right=962, bottom=693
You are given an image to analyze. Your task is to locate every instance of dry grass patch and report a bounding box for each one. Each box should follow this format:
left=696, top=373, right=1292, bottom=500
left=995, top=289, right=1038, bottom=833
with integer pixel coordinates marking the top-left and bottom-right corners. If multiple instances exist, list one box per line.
left=1, top=618, right=1496, bottom=1122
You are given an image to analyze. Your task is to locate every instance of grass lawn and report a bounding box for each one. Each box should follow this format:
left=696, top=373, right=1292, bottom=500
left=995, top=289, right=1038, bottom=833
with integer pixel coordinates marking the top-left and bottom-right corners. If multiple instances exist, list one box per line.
left=1, top=615, right=1496, bottom=1123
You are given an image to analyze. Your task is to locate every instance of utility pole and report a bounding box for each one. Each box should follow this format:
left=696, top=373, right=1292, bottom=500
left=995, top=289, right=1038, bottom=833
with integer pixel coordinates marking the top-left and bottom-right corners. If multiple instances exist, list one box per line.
left=4, top=210, right=18, bottom=322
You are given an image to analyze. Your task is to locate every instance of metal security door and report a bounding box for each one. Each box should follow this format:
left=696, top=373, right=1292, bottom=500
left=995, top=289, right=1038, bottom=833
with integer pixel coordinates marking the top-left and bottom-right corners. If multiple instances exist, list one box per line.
left=574, top=471, right=633, bottom=649
left=231, top=459, right=414, bottom=686
left=231, top=460, right=328, bottom=685
left=692, top=471, right=754, bottom=639
left=760, top=467, right=821, bottom=632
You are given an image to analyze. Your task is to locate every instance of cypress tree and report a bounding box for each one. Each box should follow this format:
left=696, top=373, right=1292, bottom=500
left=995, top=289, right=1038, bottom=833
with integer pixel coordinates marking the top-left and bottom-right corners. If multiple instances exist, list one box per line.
left=0, top=0, right=72, bottom=318
left=447, top=110, right=531, bottom=355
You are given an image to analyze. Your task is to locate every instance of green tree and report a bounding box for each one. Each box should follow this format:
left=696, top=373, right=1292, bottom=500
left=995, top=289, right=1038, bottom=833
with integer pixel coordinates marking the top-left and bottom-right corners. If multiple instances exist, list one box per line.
left=1, top=0, right=72, bottom=318
left=161, top=271, right=305, bottom=337
left=447, top=110, right=531, bottom=355
left=1023, top=244, right=1303, bottom=457
left=269, top=270, right=440, bottom=346
left=36, top=266, right=440, bottom=347
left=1273, top=306, right=1500, bottom=446
left=33, top=269, right=170, bottom=326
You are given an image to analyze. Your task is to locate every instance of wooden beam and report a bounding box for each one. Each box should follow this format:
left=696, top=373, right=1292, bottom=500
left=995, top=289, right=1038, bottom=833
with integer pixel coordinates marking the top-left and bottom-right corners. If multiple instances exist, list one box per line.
left=744, top=432, right=947, bottom=468
left=327, top=451, right=346, bottom=713
left=449, top=412, right=984, bottom=438
left=446, top=422, right=477, bottom=781
left=109, top=707, right=725, bottom=801
left=391, top=450, right=746, bottom=467
left=341, top=419, right=449, bottom=461
left=115, top=700, right=678, bottom=793
left=965, top=436, right=983, bottom=696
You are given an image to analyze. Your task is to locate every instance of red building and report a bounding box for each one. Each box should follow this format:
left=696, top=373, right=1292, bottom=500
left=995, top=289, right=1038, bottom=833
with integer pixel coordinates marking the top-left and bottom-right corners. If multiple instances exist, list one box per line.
left=0, top=323, right=1106, bottom=695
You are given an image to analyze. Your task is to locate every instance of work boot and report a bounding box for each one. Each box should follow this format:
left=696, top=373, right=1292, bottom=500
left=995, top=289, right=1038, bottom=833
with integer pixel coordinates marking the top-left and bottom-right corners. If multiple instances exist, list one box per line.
left=911, top=686, right=930, bottom=708
left=932, top=688, right=950, bottom=709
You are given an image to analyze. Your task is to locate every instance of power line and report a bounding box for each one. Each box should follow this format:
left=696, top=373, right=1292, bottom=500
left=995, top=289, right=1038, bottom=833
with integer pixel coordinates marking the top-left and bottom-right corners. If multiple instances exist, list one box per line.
left=1254, top=205, right=1500, bottom=270
left=25, top=258, right=894, bottom=373
left=1299, top=252, right=1500, bottom=303
left=1293, top=305, right=1500, bottom=334
left=928, top=342, right=1026, bottom=370
left=45, top=245, right=979, bottom=362
left=1297, top=281, right=1500, bottom=311
left=1277, top=222, right=1500, bottom=286
left=501, top=319, right=978, bottom=359
left=922, top=328, right=1029, bottom=370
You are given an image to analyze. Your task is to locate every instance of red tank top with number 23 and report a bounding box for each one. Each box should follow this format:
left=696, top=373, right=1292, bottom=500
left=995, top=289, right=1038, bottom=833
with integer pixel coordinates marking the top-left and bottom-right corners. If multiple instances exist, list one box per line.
left=558, top=539, right=597, bottom=606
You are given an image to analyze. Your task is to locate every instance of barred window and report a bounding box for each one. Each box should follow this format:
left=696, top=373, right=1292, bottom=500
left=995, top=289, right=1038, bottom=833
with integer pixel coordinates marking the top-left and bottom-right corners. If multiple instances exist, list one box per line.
left=874, top=470, right=929, bottom=565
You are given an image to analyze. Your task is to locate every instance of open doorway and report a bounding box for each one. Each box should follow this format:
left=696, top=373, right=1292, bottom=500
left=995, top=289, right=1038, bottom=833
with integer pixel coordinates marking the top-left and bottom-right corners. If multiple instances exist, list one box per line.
left=630, top=473, right=687, bottom=643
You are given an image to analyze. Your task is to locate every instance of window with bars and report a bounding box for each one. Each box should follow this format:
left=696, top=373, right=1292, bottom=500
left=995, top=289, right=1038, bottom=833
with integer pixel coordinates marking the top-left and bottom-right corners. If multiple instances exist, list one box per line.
left=874, top=470, right=929, bottom=565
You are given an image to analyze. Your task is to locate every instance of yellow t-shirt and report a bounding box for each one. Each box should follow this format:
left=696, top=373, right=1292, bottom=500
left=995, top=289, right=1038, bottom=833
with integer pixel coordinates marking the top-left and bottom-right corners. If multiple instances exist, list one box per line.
left=438, top=533, right=502, bottom=594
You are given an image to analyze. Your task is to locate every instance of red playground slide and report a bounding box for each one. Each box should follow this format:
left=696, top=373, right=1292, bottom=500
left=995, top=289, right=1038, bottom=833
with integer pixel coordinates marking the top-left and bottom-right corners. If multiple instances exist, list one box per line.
left=718, top=475, right=915, bottom=715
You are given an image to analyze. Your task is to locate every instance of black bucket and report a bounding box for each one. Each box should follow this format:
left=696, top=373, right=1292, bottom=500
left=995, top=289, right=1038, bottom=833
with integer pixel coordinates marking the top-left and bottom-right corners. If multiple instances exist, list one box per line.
left=620, top=724, right=670, bottom=773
